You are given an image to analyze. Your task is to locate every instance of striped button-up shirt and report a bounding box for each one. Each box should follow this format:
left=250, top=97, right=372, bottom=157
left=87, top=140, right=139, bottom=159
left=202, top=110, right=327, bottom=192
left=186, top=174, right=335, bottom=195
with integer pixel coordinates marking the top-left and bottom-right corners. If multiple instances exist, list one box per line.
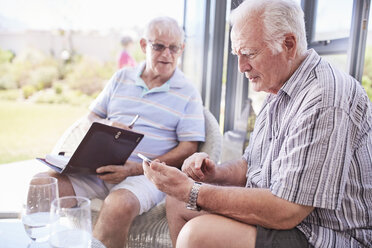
left=243, top=49, right=372, bottom=247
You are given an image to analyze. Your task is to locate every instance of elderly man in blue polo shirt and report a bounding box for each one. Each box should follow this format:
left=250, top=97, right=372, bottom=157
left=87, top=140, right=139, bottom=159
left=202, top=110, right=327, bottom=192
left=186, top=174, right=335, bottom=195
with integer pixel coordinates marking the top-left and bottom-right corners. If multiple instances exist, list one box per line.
left=47, top=17, right=205, bottom=248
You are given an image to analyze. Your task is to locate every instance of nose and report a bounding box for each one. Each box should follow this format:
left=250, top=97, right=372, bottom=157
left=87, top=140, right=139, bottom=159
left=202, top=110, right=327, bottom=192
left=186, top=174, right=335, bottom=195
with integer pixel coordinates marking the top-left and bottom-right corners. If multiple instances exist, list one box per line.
left=161, top=47, right=172, bottom=56
left=238, top=56, right=252, bottom=73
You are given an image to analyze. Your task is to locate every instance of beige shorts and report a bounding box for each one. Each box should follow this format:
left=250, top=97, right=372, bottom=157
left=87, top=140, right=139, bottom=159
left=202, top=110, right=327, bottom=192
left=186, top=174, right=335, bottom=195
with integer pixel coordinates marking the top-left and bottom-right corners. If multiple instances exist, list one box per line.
left=67, top=174, right=165, bottom=215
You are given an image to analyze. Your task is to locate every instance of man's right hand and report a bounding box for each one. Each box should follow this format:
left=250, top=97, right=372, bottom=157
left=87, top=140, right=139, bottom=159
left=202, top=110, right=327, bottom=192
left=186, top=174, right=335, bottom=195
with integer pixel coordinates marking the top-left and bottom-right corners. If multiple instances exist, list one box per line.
left=181, top=152, right=216, bottom=183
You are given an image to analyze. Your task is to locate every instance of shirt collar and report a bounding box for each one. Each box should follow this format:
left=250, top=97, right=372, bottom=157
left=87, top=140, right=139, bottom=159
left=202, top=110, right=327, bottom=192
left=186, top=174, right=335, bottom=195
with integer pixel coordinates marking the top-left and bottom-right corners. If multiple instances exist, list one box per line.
left=135, top=62, right=186, bottom=89
left=279, top=49, right=321, bottom=98
left=135, top=62, right=188, bottom=96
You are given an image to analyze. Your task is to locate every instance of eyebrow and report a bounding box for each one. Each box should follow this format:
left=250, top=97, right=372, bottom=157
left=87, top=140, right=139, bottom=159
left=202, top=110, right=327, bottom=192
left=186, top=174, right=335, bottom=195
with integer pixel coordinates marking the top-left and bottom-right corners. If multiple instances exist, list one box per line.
left=152, top=39, right=181, bottom=46
left=231, top=47, right=259, bottom=56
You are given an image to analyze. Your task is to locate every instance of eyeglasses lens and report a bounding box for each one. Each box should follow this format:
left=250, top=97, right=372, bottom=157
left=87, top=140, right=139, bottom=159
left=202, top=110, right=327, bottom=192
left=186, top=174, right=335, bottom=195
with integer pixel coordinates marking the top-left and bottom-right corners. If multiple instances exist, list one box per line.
left=150, top=42, right=180, bottom=54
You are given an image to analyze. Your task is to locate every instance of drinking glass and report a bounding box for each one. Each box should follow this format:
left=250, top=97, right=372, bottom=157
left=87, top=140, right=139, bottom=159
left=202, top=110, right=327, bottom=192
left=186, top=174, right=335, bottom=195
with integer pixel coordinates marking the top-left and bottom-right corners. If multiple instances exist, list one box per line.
left=21, top=176, right=59, bottom=245
left=49, top=196, right=92, bottom=248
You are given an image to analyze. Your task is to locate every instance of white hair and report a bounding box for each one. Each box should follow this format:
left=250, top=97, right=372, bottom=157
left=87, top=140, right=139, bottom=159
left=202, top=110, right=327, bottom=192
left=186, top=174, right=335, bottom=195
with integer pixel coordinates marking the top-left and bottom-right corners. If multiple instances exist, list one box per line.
left=143, top=17, right=185, bottom=43
left=230, top=0, right=307, bottom=56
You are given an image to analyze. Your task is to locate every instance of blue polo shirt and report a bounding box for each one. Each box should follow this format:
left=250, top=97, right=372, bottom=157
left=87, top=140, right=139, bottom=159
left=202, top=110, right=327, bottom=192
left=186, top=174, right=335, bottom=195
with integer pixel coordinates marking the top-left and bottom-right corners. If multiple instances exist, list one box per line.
left=89, top=62, right=205, bottom=163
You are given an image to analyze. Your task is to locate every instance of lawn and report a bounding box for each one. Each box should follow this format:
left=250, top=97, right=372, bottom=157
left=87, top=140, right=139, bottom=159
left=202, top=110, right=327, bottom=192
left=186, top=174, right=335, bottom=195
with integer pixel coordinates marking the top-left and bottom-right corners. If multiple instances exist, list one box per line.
left=0, top=100, right=88, bottom=164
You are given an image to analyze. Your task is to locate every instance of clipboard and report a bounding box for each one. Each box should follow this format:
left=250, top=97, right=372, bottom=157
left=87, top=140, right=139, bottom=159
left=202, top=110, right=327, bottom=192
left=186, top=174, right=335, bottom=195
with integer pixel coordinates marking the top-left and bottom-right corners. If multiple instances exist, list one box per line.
left=37, top=122, right=144, bottom=174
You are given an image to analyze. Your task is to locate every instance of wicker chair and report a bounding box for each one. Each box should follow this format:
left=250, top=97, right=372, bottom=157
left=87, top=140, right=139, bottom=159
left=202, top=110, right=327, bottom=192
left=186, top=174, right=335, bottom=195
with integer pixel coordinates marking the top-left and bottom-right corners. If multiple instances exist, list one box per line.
left=52, top=108, right=223, bottom=248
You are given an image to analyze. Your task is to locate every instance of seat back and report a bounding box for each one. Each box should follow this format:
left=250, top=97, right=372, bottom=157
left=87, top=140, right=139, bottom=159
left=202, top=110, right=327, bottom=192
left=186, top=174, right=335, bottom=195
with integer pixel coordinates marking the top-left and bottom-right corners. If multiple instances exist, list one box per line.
left=199, top=107, right=222, bottom=162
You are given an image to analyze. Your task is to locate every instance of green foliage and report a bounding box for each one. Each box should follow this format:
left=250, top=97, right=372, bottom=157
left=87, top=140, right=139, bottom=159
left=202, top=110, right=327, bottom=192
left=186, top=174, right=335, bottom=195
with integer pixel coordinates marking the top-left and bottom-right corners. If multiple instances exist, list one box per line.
left=65, top=56, right=115, bottom=95
left=29, top=66, right=59, bottom=90
left=363, top=45, right=372, bottom=101
left=0, top=48, right=14, bottom=64
left=0, top=73, right=17, bottom=90
left=362, top=76, right=372, bottom=101
left=53, top=81, right=64, bottom=94
left=22, top=84, right=37, bottom=99
left=34, top=88, right=93, bottom=106
left=132, top=43, right=146, bottom=62
left=0, top=47, right=116, bottom=103
left=0, top=89, right=20, bottom=101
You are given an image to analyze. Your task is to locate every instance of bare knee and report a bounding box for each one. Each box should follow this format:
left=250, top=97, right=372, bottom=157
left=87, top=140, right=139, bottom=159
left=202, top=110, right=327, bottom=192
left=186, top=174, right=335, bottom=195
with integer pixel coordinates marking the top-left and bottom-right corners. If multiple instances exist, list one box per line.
left=34, top=171, right=75, bottom=197
left=101, top=190, right=140, bottom=220
left=176, top=215, right=210, bottom=248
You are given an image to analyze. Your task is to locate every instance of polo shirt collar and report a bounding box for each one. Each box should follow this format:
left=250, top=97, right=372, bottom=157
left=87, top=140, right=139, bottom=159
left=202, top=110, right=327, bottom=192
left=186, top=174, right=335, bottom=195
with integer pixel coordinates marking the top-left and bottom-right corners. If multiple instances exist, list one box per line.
left=135, top=62, right=186, bottom=91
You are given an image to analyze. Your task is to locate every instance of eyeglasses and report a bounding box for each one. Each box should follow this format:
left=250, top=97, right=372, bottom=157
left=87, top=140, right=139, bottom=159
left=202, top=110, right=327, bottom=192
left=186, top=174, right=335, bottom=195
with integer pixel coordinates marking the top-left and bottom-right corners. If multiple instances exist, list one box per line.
left=147, top=40, right=182, bottom=54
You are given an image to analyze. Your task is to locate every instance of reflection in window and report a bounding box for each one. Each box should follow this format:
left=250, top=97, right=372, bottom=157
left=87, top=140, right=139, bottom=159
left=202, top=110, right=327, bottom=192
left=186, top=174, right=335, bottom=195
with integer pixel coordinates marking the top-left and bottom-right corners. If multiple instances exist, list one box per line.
left=314, top=0, right=353, bottom=41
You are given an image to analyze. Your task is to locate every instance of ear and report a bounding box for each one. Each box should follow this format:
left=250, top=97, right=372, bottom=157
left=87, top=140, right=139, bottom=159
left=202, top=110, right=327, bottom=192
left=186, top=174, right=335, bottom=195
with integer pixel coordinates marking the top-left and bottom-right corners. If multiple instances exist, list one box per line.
left=180, top=43, right=185, bottom=53
left=283, top=33, right=297, bottom=59
left=139, top=38, right=147, bottom=53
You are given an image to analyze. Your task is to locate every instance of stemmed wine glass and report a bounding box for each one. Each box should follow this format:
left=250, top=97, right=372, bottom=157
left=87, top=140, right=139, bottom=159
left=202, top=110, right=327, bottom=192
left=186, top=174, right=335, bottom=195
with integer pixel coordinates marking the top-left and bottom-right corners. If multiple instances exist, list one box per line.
left=21, top=176, right=59, bottom=247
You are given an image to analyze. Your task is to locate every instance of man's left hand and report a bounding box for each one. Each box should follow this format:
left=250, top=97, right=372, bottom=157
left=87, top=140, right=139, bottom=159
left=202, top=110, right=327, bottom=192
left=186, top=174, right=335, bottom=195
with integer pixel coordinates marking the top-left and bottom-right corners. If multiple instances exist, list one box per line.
left=96, top=160, right=140, bottom=184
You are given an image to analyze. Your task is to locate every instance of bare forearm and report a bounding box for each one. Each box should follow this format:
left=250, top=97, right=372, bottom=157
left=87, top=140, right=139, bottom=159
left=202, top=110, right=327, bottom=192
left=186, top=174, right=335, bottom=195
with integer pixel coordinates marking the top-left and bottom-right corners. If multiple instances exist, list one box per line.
left=213, top=158, right=248, bottom=186
left=157, top=141, right=199, bottom=168
left=197, top=185, right=314, bottom=229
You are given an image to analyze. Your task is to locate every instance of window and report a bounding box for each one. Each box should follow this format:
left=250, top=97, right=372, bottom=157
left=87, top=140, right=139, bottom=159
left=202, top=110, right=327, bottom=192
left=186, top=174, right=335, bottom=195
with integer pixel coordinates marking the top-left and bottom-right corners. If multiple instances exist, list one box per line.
left=362, top=5, right=372, bottom=100
left=314, top=0, right=353, bottom=41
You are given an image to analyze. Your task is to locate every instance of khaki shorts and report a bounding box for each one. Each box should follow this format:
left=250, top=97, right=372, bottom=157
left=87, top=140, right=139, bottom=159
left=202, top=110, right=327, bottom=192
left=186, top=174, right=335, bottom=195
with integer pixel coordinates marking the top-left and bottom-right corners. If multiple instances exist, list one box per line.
left=255, top=226, right=312, bottom=248
left=68, top=174, right=165, bottom=215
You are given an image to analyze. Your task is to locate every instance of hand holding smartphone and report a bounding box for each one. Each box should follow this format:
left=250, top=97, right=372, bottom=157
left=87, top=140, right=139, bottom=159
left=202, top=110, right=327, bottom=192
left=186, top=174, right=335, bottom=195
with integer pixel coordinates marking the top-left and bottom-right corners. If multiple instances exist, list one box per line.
left=137, top=153, right=152, bottom=164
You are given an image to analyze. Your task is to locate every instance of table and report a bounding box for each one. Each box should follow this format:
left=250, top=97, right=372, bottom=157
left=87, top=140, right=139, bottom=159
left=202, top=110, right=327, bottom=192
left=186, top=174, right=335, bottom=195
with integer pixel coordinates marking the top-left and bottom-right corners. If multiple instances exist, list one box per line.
left=0, top=218, right=105, bottom=248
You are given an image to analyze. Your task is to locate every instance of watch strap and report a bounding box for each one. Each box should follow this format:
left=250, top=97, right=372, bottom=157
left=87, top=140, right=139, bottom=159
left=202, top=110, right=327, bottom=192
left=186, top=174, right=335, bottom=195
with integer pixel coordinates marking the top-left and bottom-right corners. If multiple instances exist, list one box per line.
left=186, top=182, right=202, bottom=211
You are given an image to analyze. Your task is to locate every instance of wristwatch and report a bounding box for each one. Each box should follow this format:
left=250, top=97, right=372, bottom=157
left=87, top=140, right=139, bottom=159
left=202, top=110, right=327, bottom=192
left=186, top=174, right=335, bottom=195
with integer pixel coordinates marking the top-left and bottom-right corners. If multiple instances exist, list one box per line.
left=186, top=182, right=202, bottom=211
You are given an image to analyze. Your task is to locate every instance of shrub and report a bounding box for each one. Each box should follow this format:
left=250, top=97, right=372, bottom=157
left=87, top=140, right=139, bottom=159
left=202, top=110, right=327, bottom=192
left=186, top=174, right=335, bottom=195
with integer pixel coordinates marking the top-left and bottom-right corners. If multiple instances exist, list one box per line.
left=0, top=48, right=15, bottom=64
left=362, top=76, right=372, bottom=101
left=29, top=66, right=59, bottom=90
left=65, top=56, right=115, bottom=95
left=53, top=81, right=64, bottom=95
left=0, top=66, right=17, bottom=90
left=9, top=49, right=59, bottom=88
left=22, top=85, right=37, bottom=99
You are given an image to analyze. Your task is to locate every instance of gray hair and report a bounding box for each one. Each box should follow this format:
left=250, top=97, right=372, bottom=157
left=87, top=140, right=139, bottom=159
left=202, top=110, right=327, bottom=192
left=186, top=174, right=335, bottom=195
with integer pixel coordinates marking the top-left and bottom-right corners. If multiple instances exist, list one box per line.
left=230, top=0, right=307, bottom=56
left=143, top=17, right=185, bottom=43
left=121, top=35, right=133, bottom=46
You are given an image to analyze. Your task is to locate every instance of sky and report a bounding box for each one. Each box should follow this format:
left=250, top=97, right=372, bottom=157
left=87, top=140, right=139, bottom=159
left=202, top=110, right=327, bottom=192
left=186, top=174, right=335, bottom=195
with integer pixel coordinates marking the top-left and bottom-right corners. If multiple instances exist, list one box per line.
left=0, top=0, right=371, bottom=42
left=0, top=0, right=184, bottom=32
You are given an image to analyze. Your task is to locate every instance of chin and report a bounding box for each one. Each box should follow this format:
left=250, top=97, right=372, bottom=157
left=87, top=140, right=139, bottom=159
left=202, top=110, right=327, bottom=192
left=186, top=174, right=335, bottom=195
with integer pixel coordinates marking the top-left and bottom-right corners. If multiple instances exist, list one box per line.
left=158, top=67, right=175, bottom=76
left=251, top=82, right=262, bottom=92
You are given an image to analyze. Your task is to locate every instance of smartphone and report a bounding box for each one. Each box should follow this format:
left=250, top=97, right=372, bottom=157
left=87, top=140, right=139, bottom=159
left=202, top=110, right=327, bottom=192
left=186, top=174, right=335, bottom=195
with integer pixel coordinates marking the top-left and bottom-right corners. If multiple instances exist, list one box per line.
left=137, top=153, right=152, bottom=164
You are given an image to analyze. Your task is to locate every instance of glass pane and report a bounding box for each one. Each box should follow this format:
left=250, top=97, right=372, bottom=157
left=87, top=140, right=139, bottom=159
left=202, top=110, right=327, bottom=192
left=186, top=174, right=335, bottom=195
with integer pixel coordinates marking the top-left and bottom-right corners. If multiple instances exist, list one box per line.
left=322, top=54, right=348, bottom=73
left=363, top=6, right=372, bottom=101
left=314, top=0, right=353, bottom=41
left=182, top=0, right=207, bottom=93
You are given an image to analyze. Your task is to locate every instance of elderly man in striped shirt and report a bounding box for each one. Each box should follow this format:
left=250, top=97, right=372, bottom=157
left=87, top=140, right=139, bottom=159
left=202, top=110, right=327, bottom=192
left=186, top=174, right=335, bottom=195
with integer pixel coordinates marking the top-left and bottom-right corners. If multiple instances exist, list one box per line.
left=143, top=0, right=372, bottom=247
left=44, top=17, right=205, bottom=248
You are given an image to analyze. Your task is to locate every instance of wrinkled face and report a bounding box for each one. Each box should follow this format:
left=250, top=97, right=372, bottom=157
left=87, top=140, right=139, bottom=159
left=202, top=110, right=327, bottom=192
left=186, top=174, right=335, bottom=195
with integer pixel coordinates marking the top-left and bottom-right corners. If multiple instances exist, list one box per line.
left=141, top=31, right=184, bottom=79
left=231, top=18, right=292, bottom=94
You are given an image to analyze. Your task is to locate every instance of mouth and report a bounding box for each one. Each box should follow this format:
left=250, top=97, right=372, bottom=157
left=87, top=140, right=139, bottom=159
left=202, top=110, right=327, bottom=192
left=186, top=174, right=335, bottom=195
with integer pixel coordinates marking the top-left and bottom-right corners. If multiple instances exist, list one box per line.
left=159, top=61, right=171, bottom=65
left=247, top=74, right=259, bottom=82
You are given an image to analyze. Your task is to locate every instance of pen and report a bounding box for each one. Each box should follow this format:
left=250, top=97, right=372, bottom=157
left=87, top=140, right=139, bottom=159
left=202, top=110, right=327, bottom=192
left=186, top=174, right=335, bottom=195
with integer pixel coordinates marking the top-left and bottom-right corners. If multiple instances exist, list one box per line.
left=128, top=114, right=140, bottom=129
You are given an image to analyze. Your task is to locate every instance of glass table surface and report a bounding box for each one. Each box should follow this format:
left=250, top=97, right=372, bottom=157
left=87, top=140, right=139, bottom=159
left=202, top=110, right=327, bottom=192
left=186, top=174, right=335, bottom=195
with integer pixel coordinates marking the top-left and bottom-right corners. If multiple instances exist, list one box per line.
left=0, top=218, right=105, bottom=248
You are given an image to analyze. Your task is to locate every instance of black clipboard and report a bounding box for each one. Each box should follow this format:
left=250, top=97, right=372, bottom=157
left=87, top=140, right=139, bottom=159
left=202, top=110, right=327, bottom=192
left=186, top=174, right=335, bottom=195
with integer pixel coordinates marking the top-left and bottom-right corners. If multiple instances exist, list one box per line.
left=37, top=122, right=144, bottom=174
